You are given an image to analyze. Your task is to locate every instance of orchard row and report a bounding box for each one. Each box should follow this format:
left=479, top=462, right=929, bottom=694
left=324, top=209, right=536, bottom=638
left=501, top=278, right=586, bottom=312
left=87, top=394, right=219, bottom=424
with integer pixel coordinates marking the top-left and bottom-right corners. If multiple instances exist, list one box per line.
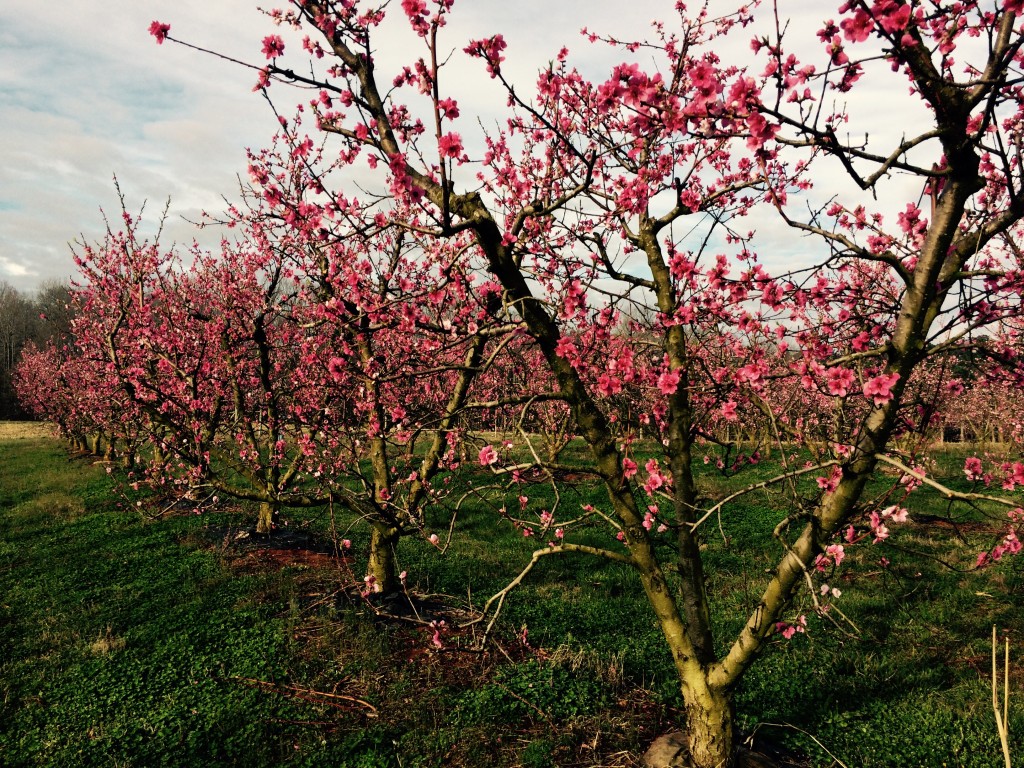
left=15, top=3, right=1024, bottom=765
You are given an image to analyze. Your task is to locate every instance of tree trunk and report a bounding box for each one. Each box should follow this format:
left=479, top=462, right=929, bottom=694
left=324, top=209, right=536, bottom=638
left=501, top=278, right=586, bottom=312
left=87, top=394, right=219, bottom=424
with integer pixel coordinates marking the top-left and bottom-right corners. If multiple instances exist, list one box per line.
left=682, top=683, right=735, bottom=768
left=256, top=501, right=279, bottom=533
left=367, top=524, right=400, bottom=594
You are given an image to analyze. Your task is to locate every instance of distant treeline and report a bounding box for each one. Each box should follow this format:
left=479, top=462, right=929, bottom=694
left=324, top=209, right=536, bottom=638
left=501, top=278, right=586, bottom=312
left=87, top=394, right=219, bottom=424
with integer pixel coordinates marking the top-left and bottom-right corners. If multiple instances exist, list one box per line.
left=0, top=280, right=74, bottom=419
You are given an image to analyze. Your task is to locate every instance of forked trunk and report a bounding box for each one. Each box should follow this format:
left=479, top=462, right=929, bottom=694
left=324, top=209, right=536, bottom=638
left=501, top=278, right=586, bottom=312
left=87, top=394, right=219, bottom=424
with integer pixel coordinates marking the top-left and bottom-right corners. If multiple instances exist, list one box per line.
left=256, top=501, right=279, bottom=533
left=367, top=524, right=400, bottom=594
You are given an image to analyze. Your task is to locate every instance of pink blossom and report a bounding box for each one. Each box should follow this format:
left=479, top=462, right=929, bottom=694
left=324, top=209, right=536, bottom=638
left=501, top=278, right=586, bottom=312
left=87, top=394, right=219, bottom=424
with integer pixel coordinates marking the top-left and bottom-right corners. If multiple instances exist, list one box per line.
left=897, top=202, right=924, bottom=234
left=882, top=505, right=909, bottom=524
left=825, top=366, right=855, bottom=397
left=262, top=35, right=285, bottom=59
left=817, top=466, right=842, bottom=493
left=862, top=372, right=900, bottom=406
left=555, top=336, right=578, bottom=363
left=745, top=111, right=778, bottom=151
left=430, top=620, right=445, bottom=648
left=478, top=445, right=498, bottom=466
left=401, top=0, right=430, bottom=35
left=622, top=457, right=638, bottom=478
left=840, top=9, right=873, bottom=42
left=657, top=368, right=681, bottom=395
left=964, top=456, right=984, bottom=481
left=438, top=132, right=463, bottom=159
left=1005, top=532, right=1022, bottom=555
left=464, top=34, right=507, bottom=78
left=1001, top=461, right=1024, bottom=491
left=721, top=400, right=739, bottom=422
left=644, top=472, right=664, bottom=493
left=876, top=1, right=912, bottom=34
left=148, top=21, right=171, bottom=44
left=826, top=543, right=845, bottom=566
left=776, top=615, right=807, bottom=640
left=363, top=574, right=381, bottom=593
left=727, top=75, right=758, bottom=109
left=437, top=97, right=460, bottom=120
left=597, top=374, right=623, bottom=396
left=429, top=533, right=440, bottom=545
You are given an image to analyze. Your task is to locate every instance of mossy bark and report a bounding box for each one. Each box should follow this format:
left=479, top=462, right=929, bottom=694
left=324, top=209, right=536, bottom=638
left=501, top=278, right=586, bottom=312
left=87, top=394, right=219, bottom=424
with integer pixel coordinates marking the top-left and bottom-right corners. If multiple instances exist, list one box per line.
left=256, top=501, right=279, bottom=534
left=367, top=524, right=400, bottom=594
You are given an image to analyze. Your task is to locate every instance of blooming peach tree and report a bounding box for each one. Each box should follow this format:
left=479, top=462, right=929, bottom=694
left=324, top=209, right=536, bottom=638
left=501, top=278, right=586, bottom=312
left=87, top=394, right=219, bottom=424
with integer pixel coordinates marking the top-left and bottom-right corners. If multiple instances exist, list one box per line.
left=141, top=1, right=1024, bottom=765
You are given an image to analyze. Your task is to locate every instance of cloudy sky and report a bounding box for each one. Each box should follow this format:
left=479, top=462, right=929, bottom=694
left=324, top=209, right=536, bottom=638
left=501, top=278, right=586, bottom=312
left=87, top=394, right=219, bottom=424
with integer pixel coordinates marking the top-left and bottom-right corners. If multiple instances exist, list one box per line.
left=0, top=2, right=923, bottom=293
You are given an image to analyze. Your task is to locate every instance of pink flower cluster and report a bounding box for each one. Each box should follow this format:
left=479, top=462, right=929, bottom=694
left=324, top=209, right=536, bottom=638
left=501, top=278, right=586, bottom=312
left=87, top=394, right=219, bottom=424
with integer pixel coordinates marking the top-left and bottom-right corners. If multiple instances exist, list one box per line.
left=148, top=21, right=171, bottom=44
left=868, top=505, right=908, bottom=544
left=464, top=34, right=507, bottom=78
left=976, top=529, right=1023, bottom=567
left=776, top=615, right=807, bottom=640
left=478, top=445, right=498, bottom=466
left=862, top=372, right=900, bottom=406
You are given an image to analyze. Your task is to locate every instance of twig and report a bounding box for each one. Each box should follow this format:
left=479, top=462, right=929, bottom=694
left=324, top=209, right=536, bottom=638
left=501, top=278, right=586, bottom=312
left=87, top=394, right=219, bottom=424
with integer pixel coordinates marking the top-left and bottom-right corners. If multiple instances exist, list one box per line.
left=226, top=675, right=378, bottom=716
left=689, top=460, right=841, bottom=532
left=993, top=626, right=1012, bottom=768
left=875, top=454, right=1021, bottom=509
left=461, top=543, right=635, bottom=644
left=746, top=722, right=849, bottom=768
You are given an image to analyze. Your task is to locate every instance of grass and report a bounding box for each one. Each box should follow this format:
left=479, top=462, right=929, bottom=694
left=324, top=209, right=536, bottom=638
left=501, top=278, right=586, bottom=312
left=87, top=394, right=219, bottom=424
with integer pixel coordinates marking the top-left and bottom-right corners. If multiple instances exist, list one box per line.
left=1, top=425, right=1022, bottom=766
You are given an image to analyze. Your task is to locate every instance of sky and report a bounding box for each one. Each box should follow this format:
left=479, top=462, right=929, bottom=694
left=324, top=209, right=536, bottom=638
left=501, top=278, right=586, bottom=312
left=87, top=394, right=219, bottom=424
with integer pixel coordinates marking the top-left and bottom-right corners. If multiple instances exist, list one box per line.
left=0, top=1, right=927, bottom=294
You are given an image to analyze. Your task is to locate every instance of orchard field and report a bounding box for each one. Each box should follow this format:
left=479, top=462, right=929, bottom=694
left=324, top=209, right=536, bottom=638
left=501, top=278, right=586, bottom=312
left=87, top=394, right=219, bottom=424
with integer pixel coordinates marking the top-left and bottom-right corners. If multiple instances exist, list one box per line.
left=9, top=2, right=1024, bottom=767
left=1, top=421, right=1021, bottom=767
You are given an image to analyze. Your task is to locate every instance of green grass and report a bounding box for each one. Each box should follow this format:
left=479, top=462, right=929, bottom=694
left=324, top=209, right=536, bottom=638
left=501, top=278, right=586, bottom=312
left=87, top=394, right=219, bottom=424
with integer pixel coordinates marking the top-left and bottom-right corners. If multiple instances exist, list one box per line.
left=1, top=431, right=1021, bottom=766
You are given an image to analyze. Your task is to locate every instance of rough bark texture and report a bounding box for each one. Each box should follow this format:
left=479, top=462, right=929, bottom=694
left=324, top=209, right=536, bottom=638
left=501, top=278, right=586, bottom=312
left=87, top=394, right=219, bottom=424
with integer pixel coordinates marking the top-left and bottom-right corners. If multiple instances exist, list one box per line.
left=256, top=500, right=279, bottom=534
left=367, top=524, right=400, bottom=594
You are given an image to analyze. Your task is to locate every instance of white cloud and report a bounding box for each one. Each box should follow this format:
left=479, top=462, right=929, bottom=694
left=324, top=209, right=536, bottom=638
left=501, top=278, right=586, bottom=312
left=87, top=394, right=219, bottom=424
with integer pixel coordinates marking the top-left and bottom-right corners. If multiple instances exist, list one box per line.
left=0, top=0, right=944, bottom=293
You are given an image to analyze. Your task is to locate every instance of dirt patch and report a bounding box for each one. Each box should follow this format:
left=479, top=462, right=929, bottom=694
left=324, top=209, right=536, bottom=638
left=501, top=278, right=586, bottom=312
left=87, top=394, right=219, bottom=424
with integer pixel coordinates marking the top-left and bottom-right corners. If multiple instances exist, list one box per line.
left=192, top=524, right=352, bottom=575
left=0, top=421, right=53, bottom=441
left=231, top=545, right=347, bottom=573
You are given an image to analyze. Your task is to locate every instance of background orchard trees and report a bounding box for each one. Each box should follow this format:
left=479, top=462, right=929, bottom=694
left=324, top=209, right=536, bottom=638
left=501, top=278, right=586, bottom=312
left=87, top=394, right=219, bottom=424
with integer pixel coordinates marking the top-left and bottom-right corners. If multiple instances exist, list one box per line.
left=84, top=1, right=1024, bottom=765
left=235, top=127, right=521, bottom=592
left=0, top=282, right=35, bottom=419
left=67, top=205, right=324, bottom=532
left=0, top=279, right=75, bottom=419
left=51, top=159, right=519, bottom=593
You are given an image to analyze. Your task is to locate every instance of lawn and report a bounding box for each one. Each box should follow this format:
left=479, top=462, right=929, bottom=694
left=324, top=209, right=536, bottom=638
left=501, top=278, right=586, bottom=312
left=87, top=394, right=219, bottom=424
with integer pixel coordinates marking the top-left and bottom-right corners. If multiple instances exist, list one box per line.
left=1, top=424, right=1020, bottom=767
